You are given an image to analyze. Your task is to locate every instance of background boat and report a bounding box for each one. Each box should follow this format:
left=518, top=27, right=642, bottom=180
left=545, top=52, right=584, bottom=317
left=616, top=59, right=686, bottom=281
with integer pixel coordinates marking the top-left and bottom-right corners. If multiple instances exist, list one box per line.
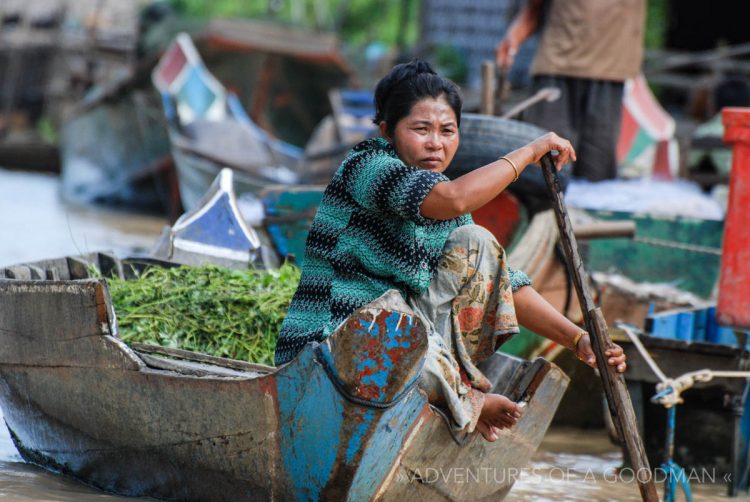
left=60, top=17, right=353, bottom=217
left=153, top=28, right=356, bottom=212
left=612, top=323, right=750, bottom=495
left=59, top=68, right=176, bottom=214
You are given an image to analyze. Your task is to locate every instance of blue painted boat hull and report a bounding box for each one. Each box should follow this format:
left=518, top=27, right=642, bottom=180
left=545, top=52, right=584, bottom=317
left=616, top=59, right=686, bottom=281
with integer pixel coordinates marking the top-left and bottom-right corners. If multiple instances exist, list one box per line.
left=0, top=254, right=569, bottom=501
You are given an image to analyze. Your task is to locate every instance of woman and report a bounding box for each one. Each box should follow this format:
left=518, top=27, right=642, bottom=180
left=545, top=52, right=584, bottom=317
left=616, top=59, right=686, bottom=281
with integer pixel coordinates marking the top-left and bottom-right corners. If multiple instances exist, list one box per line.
left=275, top=60, right=626, bottom=442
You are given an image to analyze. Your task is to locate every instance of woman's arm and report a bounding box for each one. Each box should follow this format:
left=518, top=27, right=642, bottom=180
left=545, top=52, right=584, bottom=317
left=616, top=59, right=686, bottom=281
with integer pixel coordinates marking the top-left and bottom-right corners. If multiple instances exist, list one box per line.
left=513, top=285, right=580, bottom=350
left=420, top=132, right=575, bottom=220
left=513, top=285, right=627, bottom=373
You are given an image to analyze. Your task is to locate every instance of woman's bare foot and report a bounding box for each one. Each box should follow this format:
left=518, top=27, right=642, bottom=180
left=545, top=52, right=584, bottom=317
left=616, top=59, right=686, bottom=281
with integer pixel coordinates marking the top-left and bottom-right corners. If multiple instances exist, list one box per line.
left=476, top=393, right=523, bottom=441
left=475, top=420, right=500, bottom=441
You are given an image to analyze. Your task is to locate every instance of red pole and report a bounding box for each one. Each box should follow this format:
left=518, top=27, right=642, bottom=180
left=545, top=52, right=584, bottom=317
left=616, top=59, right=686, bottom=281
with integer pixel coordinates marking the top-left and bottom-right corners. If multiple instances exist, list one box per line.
left=717, top=107, right=750, bottom=329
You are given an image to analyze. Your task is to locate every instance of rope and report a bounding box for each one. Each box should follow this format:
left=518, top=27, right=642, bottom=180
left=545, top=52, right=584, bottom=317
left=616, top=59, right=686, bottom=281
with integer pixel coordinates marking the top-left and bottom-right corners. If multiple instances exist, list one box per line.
left=618, top=323, right=749, bottom=500
left=617, top=323, right=669, bottom=383
left=633, top=236, right=722, bottom=256
left=616, top=322, right=750, bottom=408
left=314, top=346, right=423, bottom=410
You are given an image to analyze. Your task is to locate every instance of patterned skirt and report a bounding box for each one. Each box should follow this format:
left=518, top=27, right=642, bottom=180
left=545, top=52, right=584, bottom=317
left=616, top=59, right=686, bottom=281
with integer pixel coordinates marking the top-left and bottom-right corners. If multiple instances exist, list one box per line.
left=407, top=224, right=520, bottom=432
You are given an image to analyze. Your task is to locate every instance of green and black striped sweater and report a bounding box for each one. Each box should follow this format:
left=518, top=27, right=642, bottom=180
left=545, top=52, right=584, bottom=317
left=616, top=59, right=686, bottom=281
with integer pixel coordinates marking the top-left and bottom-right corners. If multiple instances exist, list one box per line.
left=274, top=138, right=530, bottom=365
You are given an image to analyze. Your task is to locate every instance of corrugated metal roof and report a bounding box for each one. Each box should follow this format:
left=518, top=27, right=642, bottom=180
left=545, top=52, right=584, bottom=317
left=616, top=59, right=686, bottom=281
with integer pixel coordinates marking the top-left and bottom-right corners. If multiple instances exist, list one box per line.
left=421, top=0, right=536, bottom=88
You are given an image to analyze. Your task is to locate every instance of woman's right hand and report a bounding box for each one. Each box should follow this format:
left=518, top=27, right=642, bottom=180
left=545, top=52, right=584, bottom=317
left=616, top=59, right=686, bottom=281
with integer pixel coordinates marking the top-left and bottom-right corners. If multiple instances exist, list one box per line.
left=527, top=132, right=577, bottom=171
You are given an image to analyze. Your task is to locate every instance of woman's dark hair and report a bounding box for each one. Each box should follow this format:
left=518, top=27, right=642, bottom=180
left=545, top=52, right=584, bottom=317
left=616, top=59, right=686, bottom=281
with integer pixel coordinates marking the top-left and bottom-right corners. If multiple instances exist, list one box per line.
left=373, top=59, right=462, bottom=136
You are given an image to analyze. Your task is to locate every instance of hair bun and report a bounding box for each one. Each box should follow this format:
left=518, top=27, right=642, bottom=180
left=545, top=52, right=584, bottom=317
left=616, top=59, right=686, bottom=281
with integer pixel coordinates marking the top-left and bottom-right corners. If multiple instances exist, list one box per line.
left=372, top=58, right=460, bottom=128
left=409, top=59, right=437, bottom=76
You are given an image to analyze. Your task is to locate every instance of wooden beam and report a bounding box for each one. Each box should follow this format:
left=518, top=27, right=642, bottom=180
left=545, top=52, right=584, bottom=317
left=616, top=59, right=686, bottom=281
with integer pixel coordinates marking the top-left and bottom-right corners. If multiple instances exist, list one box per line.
left=480, top=61, right=495, bottom=116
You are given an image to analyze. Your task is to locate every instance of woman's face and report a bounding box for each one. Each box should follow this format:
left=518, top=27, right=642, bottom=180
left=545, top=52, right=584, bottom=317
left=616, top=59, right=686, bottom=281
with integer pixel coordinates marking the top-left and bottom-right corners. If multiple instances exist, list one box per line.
left=382, top=95, right=459, bottom=173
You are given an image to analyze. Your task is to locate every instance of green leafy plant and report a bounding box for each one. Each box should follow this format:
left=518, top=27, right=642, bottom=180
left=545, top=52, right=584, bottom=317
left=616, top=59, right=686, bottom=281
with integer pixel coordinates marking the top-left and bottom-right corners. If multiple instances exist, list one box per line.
left=108, top=263, right=300, bottom=366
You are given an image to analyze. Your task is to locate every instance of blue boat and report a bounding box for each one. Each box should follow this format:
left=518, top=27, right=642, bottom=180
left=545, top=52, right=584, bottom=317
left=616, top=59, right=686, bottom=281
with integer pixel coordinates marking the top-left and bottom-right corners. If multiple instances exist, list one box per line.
left=153, top=33, right=304, bottom=212
left=0, top=252, right=569, bottom=501
left=151, top=168, right=267, bottom=269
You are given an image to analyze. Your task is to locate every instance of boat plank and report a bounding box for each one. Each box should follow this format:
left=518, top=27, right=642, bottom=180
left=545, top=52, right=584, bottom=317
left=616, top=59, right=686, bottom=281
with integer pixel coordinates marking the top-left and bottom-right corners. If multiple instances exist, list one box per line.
left=0, top=279, right=142, bottom=370
left=379, top=364, right=568, bottom=500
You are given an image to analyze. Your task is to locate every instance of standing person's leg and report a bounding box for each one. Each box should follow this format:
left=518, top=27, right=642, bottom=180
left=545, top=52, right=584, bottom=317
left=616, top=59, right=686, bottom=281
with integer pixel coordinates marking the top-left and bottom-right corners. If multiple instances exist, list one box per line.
left=522, top=75, right=579, bottom=151
left=408, top=224, right=521, bottom=435
left=575, top=79, right=625, bottom=181
left=516, top=75, right=578, bottom=213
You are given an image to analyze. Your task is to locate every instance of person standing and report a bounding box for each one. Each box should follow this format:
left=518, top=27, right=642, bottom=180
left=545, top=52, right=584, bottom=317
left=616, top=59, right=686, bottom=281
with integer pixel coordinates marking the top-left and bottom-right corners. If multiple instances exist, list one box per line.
left=496, top=0, right=646, bottom=181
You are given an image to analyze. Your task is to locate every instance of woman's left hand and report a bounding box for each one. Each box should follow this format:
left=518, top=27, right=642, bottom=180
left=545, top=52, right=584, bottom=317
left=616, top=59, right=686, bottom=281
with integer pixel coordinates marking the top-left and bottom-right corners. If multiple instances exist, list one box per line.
left=575, top=334, right=627, bottom=373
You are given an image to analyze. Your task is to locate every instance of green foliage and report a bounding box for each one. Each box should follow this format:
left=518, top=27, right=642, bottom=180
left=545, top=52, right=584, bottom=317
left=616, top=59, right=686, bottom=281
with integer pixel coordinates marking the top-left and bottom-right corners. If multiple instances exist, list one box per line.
left=36, top=116, right=58, bottom=144
left=433, top=45, right=469, bottom=86
left=166, top=0, right=419, bottom=49
left=168, top=0, right=267, bottom=18
left=336, top=0, right=419, bottom=48
left=645, top=0, right=668, bottom=50
left=108, top=263, right=300, bottom=366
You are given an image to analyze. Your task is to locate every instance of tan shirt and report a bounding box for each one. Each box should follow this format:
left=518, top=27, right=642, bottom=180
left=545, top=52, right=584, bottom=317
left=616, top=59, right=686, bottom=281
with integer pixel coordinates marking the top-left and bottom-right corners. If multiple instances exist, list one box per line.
left=531, top=0, right=645, bottom=81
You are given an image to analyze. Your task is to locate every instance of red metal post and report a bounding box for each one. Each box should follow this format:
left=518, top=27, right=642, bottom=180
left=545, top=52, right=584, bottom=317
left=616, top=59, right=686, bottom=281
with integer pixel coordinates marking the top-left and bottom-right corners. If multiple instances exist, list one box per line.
left=717, top=107, right=750, bottom=328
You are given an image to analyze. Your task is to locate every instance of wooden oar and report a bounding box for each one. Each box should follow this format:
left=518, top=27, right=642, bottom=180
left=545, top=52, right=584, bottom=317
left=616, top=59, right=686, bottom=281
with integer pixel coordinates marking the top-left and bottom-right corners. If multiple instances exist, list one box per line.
left=540, top=153, right=660, bottom=502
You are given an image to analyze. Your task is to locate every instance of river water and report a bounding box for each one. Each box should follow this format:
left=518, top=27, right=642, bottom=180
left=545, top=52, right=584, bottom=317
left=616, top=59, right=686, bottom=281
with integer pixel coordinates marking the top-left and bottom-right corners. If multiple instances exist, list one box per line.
left=0, top=168, right=732, bottom=500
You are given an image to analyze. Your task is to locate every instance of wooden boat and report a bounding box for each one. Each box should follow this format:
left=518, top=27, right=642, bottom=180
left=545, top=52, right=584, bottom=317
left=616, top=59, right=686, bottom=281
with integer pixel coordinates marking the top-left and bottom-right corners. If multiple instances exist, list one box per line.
left=153, top=33, right=304, bottom=211
left=611, top=325, right=750, bottom=496
left=145, top=18, right=352, bottom=150
left=153, top=27, right=358, bottom=212
left=59, top=69, right=176, bottom=213
left=61, top=17, right=351, bottom=215
left=151, top=168, right=267, bottom=269
left=0, top=253, right=569, bottom=501
left=583, top=210, right=723, bottom=299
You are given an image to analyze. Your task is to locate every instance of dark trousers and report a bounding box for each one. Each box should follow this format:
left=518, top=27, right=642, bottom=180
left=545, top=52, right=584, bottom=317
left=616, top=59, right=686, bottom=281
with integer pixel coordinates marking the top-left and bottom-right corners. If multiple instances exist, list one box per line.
left=523, top=75, right=625, bottom=181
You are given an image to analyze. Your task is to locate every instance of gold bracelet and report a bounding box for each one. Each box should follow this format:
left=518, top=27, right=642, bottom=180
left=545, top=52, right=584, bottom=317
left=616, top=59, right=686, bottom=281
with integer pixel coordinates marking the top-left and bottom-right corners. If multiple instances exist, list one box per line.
left=500, top=156, right=519, bottom=182
left=571, top=331, right=586, bottom=352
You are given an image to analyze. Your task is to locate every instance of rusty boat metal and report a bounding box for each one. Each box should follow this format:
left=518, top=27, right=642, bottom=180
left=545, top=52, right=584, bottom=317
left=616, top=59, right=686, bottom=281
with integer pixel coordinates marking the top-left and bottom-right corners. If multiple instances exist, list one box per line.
left=0, top=253, right=569, bottom=501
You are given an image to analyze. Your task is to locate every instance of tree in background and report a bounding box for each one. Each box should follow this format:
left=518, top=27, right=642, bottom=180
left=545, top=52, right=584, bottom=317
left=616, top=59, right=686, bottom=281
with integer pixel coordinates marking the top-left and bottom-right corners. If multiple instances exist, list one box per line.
left=167, top=0, right=419, bottom=51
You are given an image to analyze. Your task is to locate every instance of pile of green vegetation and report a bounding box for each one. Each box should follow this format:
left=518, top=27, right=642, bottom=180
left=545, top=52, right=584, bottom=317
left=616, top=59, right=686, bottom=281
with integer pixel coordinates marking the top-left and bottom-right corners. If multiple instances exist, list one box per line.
left=108, top=263, right=300, bottom=366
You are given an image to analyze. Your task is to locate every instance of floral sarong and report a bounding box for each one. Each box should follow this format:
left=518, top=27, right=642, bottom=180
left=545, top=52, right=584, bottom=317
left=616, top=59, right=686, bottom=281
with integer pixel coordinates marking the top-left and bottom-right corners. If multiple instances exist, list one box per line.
left=407, top=224, right=520, bottom=432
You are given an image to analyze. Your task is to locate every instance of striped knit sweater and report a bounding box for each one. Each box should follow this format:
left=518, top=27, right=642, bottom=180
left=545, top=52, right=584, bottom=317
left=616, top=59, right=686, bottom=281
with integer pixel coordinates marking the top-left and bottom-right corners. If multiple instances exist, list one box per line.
left=274, top=138, right=530, bottom=365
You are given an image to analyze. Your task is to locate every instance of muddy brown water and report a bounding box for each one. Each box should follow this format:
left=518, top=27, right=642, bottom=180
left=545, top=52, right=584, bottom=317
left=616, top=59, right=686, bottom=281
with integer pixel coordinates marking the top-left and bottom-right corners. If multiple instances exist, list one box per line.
left=0, top=169, right=732, bottom=500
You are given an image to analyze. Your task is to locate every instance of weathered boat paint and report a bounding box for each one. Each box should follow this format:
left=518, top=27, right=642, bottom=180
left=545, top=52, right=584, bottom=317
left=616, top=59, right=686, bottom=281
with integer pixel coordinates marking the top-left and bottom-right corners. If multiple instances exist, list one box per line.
left=0, top=254, right=569, bottom=501
left=276, top=346, right=346, bottom=500
left=584, top=210, right=722, bottom=299
left=718, top=108, right=750, bottom=329
left=276, top=297, right=429, bottom=500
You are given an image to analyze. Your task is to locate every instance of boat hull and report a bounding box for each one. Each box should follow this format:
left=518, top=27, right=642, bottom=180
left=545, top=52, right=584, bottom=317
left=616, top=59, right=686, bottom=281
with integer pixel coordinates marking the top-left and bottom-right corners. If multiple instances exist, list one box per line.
left=171, top=144, right=280, bottom=212
left=0, top=255, right=569, bottom=501
left=60, top=89, right=172, bottom=212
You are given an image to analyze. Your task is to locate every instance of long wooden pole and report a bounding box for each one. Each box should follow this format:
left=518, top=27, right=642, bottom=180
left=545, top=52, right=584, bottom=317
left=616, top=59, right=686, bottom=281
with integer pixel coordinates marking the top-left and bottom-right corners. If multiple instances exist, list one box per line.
left=541, top=154, right=660, bottom=502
